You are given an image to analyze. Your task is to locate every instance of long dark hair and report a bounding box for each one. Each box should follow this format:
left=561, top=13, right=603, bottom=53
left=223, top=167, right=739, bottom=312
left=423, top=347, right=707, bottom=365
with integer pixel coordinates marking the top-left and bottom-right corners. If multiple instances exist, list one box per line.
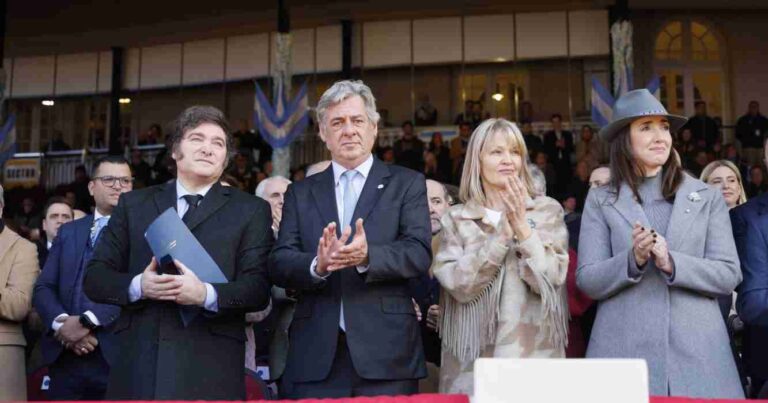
left=609, top=126, right=684, bottom=203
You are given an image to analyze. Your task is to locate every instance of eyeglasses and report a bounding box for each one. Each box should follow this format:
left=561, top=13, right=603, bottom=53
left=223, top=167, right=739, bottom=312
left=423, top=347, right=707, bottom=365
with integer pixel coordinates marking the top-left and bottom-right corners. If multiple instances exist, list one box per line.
left=93, top=176, right=134, bottom=187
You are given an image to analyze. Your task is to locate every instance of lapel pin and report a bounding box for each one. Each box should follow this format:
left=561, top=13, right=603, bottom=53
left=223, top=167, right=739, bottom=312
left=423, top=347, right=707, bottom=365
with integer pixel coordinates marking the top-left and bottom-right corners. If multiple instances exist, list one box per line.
left=687, top=192, right=701, bottom=202
left=377, top=184, right=384, bottom=189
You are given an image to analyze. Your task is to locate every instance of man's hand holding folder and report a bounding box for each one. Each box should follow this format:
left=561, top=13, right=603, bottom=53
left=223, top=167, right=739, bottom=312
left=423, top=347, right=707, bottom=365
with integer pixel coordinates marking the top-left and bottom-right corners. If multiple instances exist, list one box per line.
left=139, top=256, right=208, bottom=306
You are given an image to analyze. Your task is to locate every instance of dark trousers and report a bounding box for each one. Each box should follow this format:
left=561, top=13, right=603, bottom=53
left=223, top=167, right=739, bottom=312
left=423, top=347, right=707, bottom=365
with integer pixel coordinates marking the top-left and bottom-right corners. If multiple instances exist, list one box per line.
left=48, top=348, right=109, bottom=400
left=283, top=332, right=418, bottom=399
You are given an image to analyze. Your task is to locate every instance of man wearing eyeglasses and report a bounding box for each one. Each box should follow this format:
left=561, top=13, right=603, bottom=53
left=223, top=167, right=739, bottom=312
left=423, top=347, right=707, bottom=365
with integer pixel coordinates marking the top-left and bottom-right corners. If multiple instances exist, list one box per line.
left=34, top=155, right=133, bottom=400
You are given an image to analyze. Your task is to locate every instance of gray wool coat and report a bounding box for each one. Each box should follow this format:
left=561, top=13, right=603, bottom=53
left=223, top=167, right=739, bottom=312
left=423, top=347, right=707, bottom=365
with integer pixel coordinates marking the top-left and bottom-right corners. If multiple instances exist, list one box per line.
left=577, top=174, right=744, bottom=399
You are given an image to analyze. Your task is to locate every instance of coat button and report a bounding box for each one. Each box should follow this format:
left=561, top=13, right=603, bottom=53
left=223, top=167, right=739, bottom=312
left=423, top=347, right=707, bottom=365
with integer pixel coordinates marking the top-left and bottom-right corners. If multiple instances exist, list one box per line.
left=515, top=251, right=523, bottom=259
left=685, top=208, right=691, bottom=213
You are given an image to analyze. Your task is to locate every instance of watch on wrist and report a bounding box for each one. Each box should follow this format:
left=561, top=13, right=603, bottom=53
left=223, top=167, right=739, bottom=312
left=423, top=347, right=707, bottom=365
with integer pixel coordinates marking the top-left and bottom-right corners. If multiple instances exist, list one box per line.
left=79, top=314, right=98, bottom=331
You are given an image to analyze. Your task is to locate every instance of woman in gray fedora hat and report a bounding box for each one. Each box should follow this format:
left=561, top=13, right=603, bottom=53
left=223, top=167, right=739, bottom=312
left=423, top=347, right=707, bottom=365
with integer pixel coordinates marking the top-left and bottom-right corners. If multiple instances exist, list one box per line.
left=576, top=89, right=744, bottom=398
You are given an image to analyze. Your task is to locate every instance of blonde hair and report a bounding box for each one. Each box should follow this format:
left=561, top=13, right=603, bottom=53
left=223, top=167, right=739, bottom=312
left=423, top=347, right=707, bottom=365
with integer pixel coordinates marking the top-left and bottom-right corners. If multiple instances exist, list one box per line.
left=458, top=118, right=536, bottom=204
left=700, top=160, right=747, bottom=206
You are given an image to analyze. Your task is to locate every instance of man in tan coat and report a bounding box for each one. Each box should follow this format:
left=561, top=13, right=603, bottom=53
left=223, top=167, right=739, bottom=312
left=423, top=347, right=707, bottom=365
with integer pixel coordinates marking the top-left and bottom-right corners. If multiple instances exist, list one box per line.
left=0, top=184, right=41, bottom=401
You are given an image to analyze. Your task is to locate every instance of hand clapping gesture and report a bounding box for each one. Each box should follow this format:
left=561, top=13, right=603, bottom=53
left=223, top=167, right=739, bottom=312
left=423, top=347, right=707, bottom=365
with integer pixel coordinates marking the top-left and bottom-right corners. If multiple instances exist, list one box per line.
left=632, top=222, right=655, bottom=267
left=631, top=222, right=673, bottom=274
left=651, top=232, right=674, bottom=275
left=316, top=219, right=369, bottom=276
left=500, top=174, right=531, bottom=242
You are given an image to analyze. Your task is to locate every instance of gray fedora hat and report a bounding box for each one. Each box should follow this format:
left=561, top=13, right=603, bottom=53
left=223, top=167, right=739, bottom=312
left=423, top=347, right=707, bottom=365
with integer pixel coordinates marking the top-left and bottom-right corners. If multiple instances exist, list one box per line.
left=599, top=88, right=687, bottom=142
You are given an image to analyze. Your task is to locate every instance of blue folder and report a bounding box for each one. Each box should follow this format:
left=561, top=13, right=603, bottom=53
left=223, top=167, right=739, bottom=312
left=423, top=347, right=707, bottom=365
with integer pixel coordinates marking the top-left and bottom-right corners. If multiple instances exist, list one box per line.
left=144, top=208, right=228, bottom=326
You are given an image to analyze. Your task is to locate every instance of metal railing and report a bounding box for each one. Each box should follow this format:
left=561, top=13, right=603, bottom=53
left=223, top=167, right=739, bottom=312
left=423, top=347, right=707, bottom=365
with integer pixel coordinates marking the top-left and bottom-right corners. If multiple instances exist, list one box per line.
left=10, top=120, right=605, bottom=191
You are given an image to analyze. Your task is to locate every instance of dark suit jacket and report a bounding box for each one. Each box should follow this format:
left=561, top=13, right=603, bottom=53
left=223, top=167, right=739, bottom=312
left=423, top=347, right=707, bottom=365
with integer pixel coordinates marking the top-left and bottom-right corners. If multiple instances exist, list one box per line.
left=269, top=158, right=431, bottom=384
left=83, top=181, right=273, bottom=400
left=33, top=216, right=121, bottom=367
left=35, top=239, right=48, bottom=268
left=542, top=130, right=574, bottom=166
left=733, top=193, right=768, bottom=379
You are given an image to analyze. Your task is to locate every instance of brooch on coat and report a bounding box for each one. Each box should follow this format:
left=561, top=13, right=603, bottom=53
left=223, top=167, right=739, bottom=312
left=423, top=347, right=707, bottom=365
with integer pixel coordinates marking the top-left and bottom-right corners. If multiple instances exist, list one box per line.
left=527, top=218, right=536, bottom=229
left=687, top=191, right=702, bottom=202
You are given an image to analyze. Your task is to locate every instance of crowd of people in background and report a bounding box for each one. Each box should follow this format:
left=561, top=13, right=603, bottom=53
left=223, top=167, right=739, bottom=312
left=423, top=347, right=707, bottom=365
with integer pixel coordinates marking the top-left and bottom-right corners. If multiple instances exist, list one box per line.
left=4, top=79, right=768, bottom=401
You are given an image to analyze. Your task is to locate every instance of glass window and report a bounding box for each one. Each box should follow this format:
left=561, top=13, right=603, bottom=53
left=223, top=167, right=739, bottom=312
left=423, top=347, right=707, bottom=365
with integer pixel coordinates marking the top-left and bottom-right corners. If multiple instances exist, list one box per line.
left=655, top=21, right=684, bottom=61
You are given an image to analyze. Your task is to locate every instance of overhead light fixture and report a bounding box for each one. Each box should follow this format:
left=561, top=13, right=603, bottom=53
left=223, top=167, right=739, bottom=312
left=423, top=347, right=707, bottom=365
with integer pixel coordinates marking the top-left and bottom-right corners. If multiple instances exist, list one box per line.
left=119, top=98, right=131, bottom=104
left=491, top=84, right=504, bottom=102
left=42, top=99, right=55, bottom=106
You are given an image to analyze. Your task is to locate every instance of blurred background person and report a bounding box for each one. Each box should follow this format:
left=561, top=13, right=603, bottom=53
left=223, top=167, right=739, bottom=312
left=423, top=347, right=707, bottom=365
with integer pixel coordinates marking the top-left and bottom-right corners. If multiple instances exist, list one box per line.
left=700, top=159, right=749, bottom=394
left=575, top=125, right=603, bottom=170
left=589, top=165, right=611, bottom=189
left=412, top=179, right=451, bottom=393
left=746, top=165, right=768, bottom=198
left=393, top=121, right=424, bottom=172
left=130, top=149, right=153, bottom=189
left=735, top=101, right=768, bottom=166
left=543, top=113, right=574, bottom=197
left=255, top=177, right=291, bottom=238
left=427, top=132, right=451, bottom=183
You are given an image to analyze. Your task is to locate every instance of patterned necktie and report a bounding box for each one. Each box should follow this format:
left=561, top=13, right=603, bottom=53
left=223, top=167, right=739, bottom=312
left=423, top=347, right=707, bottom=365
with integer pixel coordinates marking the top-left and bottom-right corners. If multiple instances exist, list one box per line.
left=90, top=216, right=109, bottom=247
left=182, top=194, right=204, bottom=225
left=340, top=170, right=360, bottom=228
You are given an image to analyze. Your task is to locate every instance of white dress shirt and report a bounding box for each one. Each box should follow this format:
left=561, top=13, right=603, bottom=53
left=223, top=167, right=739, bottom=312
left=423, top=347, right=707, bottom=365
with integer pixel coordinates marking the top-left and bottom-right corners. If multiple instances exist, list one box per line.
left=127, top=180, right=219, bottom=312
left=309, top=154, right=374, bottom=330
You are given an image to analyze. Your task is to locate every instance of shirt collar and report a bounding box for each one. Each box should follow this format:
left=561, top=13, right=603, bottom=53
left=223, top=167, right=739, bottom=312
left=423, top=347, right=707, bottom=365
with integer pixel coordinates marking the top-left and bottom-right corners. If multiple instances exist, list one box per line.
left=331, top=154, right=374, bottom=186
left=93, top=208, right=109, bottom=221
left=176, top=180, right=214, bottom=201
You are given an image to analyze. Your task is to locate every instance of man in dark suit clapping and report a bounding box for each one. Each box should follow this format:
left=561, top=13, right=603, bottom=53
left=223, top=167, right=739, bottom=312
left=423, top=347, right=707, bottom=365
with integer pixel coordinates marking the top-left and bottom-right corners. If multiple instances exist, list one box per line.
left=270, top=80, right=432, bottom=398
left=83, top=106, right=273, bottom=400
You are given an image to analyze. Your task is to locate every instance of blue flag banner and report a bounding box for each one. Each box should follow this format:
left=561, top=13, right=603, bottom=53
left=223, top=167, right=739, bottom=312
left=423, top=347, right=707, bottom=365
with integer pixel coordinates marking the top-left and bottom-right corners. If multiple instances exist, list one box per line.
left=0, top=114, right=17, bottom=166
left=646, top=75, right=661, bottom=99
left=591, top=75, right=665, bottom=128
left=253, top=81, right=309, bottom=150
left=591, top=78, right=615, bottom=128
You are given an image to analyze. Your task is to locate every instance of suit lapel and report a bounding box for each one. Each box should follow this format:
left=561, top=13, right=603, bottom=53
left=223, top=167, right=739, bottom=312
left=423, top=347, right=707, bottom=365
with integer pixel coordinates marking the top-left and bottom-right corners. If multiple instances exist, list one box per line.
left=665, top=176, right=708, bottom=250
left=185, top=182, right=231, bottom=231
left=0, top=228, right=16, bottom=265
left=153, top=181, right=178, bottom=216
left=352, top=158, right=391, bottom=227
left=609, top=182, right=651, bottom=229
left=756, top=193, right=768, bottom=216
left=310, top=166, right=341, bottom=234
left=73, top=216, right=93, bottom=269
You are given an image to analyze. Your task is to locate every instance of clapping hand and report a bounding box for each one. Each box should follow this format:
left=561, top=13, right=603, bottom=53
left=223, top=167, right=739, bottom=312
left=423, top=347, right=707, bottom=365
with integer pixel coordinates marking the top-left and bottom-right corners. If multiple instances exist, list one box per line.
left=316, top=222, right=349, bottom=276
left=632, top=222, right=655, bottom=267
left=651, top=233, right=674, bottom=275
left=328, top=219, right=369, bottom=272
left=500, top=175, right=531, bottom=241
